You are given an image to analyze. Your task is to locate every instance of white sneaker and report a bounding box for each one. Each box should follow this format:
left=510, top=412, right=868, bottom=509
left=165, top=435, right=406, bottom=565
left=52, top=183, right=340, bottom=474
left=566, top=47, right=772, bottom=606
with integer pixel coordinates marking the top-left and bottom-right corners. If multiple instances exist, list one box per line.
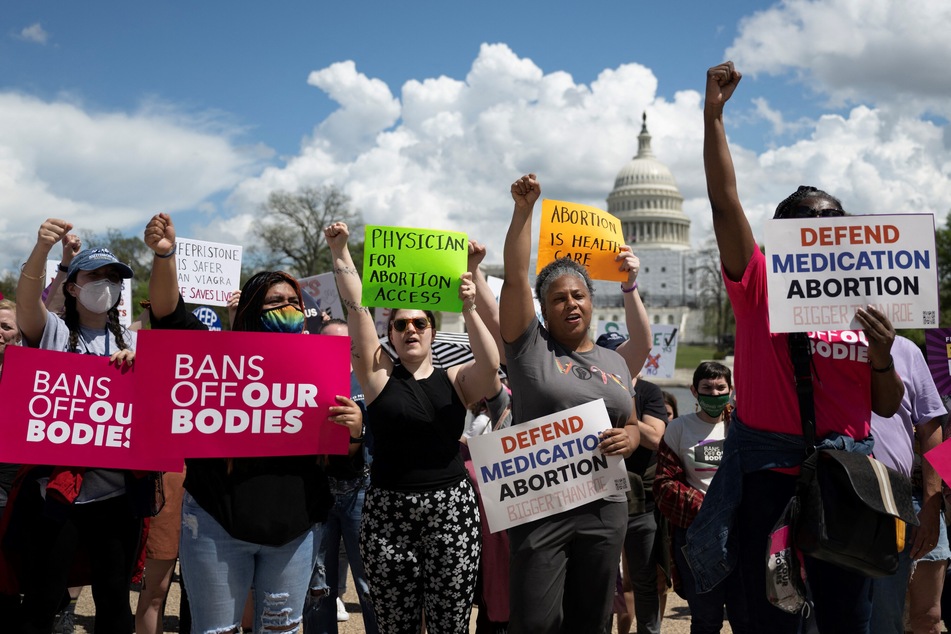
left=336, top=597, right=349, bottom=622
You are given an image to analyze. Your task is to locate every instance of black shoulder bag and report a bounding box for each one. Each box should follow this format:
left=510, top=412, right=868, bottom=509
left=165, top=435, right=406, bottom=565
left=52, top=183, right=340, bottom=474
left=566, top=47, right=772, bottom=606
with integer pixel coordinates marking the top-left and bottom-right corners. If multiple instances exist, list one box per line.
left=789, top=332, right=918, bottom=577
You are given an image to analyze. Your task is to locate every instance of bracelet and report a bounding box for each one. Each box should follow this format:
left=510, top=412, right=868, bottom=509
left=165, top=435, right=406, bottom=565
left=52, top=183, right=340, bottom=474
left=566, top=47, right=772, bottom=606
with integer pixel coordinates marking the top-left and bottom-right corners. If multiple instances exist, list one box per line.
left=155, top=243, right=177, bottom=259
left=463, top=302, right=477, bottom=313
left=57, top=263, right=69, bottom=273
left=349, top=435, right=364, bottom=444
left=19, top=264, right=44, bottom=281
left=620, top=282, right=638, bottom=293
left=871, top=356, right=894, bottom=373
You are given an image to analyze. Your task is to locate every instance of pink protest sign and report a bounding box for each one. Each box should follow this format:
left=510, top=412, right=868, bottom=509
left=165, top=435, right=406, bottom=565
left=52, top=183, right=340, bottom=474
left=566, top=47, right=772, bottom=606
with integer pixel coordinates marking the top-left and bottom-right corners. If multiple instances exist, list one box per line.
left=925, top=440, right=951, bottom=490
left=134, top=329, right=351, bottom=458
left=0, top=346, right=177, bottom=470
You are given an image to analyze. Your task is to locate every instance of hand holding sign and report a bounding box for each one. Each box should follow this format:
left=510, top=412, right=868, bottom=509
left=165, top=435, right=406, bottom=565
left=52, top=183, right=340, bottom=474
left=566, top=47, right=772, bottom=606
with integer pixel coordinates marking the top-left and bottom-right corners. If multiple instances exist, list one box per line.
left=854, top=304, right=897, bottom=369
left=615, top=244, right=641, bottom=287
left=459, top=271, right=476, bottom=311
left=328, top=395, right=362, bottom=439
left=109, top=348, right=135, bottom=369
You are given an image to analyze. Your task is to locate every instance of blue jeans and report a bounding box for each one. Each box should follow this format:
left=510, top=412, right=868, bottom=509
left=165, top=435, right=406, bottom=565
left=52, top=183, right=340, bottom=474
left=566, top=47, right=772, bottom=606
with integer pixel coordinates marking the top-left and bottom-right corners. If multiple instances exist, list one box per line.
left=304, top=484, right=378, bottom=634
left=870, top=489, right=950, bottom=634
left=673, top=526, right=747, bottom=634
left=179, top=492, right=319, bottom=634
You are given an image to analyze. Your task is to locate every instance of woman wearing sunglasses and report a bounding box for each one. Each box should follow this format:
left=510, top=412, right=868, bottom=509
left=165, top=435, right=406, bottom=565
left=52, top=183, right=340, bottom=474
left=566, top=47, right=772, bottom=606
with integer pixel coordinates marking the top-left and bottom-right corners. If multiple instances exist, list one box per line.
left=324, top=221, right=501, bottom=634
left=683, top=61, right=904, bottom=633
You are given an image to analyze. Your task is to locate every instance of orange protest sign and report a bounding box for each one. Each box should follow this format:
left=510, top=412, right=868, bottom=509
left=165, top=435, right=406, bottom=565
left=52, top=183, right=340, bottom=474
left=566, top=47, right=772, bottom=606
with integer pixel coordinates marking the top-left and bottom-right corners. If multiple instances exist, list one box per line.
left=536, top=199, right=627, bottom=282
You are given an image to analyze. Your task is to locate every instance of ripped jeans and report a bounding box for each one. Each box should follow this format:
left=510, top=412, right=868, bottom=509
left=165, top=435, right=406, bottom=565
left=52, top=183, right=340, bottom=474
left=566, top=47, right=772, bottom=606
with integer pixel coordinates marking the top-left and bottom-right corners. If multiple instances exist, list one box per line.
left=303, top=483, right=378, bottom=633
left=179, top=492, right=319, bottom=634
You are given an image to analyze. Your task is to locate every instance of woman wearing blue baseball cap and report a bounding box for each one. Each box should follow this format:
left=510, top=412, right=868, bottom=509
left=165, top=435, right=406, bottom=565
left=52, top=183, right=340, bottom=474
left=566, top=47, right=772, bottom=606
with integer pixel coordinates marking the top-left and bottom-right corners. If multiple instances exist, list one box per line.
left=7, top=218, right=147, bottom=633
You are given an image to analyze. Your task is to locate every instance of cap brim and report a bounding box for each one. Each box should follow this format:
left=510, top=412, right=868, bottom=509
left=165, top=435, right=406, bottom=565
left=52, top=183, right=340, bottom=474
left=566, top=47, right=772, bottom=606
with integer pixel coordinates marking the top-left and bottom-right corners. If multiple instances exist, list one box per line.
left=74, top=261, right=134, bottom=279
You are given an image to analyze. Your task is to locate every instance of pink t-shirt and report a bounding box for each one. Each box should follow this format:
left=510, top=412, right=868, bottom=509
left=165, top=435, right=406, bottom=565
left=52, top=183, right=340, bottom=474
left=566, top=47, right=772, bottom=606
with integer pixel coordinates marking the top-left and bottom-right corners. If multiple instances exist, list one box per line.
left=725, top=248, right=872, bottom=439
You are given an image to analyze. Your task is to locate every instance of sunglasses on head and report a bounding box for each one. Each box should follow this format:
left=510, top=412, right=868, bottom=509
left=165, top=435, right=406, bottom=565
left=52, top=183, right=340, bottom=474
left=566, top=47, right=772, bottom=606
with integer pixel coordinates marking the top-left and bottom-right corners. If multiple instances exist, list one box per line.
left=392, top=317, right=431, bottom=332
left=789, top=205, right=845, bottom=219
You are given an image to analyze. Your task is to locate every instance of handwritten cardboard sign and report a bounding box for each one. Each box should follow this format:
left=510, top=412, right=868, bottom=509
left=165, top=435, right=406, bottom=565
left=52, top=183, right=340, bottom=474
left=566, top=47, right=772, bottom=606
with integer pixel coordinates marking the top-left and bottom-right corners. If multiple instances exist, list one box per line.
left=177, top=237, right=243, bottom=307
left=362, top=225, right=467, bottom=312
left=134, top=329, right=350, bottom=458
left=764, top=214, right=938, bottom=332
left=467, top=399, right=628, bottom=533
left=0, top=346, right=177, bottom=470
left=537, top=199, right=627, bottom=282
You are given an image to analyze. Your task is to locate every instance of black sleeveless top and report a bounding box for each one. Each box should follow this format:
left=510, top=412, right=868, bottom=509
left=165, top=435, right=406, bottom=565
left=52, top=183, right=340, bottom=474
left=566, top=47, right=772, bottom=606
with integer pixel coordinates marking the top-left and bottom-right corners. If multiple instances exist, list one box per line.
left=367, top=365, right=467, bottom=492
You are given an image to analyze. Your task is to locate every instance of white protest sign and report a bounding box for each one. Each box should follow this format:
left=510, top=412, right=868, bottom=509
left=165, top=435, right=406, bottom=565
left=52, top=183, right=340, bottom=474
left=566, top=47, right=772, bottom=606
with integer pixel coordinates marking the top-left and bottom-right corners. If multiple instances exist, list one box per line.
left=765, top=214, right=938, bottom=333
left=116, top=281, right=132, bottom=327
left=176, top=238, right=243, bottom=307
left=643, top=325, right=677, bottom=379
left=485, top=274, right=503, bottom=301
left=467, top=399, right=629, bottom=533
left=595, top=321, right=678, bottom=379
left=298, top=272, right=344, bottom=320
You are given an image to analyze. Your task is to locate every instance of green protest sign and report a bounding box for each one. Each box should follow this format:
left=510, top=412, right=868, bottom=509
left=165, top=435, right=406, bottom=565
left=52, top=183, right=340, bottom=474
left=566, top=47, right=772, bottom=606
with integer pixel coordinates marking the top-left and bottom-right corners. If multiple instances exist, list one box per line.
left=362, top=225, right=468, bottom=312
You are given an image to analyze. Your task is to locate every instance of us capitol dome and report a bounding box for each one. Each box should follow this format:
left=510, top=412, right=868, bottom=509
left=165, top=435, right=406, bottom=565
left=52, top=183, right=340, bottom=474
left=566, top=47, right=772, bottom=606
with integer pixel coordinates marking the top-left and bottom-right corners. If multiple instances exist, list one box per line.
left=592, top=113, right=710, bottom=344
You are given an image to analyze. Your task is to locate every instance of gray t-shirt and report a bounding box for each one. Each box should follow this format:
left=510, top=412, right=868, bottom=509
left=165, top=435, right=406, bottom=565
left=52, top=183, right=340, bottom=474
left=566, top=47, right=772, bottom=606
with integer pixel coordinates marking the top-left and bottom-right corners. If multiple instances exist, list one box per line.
left=504, top=319, right=635, bottom=503
left=37, top=312, right=136, bottom=503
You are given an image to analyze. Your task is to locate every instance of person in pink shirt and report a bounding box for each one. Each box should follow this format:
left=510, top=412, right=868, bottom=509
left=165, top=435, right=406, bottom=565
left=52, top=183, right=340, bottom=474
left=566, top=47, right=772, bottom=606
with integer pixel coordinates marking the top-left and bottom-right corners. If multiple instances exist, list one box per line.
left=686, top=60, right=905, bottom=634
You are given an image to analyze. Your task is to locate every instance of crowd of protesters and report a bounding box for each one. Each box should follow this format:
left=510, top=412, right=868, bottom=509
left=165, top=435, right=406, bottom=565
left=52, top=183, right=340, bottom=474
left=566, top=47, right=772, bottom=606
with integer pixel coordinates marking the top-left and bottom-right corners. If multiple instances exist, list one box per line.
left=0, top=59, right=948, bottom=634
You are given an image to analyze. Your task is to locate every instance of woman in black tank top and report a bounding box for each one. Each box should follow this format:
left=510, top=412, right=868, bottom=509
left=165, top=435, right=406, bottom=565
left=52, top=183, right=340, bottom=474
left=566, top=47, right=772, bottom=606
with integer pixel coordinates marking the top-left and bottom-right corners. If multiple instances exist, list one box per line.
left=326, top=221, right=502, bottom=634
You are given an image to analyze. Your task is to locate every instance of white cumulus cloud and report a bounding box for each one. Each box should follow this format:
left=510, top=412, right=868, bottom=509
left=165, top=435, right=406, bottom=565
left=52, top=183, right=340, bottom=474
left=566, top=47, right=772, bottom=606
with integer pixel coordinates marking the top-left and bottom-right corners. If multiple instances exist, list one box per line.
left=17, top=23, right=48, bottom=45
left=0, top=93, right=260, bottom=269
left=231, top=39, right=951, bottom=264
left=231, top=43, right=698, bottom=262
left=727, top=0, right=951, bottom=117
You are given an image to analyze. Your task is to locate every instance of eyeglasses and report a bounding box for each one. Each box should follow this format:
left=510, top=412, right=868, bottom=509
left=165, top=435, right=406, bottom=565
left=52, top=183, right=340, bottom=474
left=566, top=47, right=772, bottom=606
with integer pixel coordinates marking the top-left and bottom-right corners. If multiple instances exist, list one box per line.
left=392, top=317, right=431, bottom=332
left=789, top=205, right=845, bottom=219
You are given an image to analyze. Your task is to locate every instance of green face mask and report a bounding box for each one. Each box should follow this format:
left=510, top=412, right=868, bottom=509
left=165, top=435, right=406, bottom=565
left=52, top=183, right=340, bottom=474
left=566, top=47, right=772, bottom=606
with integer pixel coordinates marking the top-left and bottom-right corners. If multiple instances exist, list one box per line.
left=697, top=393, right=730, bottom=418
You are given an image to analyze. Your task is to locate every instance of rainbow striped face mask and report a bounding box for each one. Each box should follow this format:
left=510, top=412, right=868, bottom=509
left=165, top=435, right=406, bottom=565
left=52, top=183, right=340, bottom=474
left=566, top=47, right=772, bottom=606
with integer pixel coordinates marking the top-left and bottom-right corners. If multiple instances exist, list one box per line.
left=260, top=304, right=305, bottom=334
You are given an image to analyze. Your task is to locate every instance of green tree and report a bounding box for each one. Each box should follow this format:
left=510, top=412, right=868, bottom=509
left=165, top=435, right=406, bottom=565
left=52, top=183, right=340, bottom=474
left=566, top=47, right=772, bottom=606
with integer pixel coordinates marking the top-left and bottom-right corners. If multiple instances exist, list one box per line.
left=695, top=238, right=735, bottom=352
left=0, top=271, right=17, bottom=301
left=251, top=185, right=364, bottom=278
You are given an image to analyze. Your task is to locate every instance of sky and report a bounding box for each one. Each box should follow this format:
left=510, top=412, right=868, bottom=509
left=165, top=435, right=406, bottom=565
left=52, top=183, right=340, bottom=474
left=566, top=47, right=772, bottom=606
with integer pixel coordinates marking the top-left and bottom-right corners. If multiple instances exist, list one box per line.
left=3, top=0, right=951, bottom=274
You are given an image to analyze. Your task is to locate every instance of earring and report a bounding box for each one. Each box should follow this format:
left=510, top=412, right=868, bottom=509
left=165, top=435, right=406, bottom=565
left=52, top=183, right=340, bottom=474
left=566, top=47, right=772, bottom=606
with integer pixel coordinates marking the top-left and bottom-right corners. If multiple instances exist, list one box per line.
left=695, top=403, right=699, bottom=413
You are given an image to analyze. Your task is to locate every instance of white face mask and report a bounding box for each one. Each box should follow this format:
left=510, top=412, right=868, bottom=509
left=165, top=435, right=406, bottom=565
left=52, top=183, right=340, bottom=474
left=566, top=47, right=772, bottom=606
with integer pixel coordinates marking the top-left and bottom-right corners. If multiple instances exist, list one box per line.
left=75, top=279, right=122, bottom=314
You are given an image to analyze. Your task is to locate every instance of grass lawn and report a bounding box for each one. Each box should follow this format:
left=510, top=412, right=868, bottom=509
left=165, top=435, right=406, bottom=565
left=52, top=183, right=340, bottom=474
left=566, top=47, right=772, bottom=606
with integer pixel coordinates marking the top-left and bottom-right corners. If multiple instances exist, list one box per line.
left=676, top=344, right=721, bottom=370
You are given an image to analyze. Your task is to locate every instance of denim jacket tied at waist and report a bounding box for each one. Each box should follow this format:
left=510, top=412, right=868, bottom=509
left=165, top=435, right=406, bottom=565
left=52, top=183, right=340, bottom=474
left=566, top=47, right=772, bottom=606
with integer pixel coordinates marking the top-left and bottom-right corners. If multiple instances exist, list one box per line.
left=683, top=413, right=874, bottom=593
